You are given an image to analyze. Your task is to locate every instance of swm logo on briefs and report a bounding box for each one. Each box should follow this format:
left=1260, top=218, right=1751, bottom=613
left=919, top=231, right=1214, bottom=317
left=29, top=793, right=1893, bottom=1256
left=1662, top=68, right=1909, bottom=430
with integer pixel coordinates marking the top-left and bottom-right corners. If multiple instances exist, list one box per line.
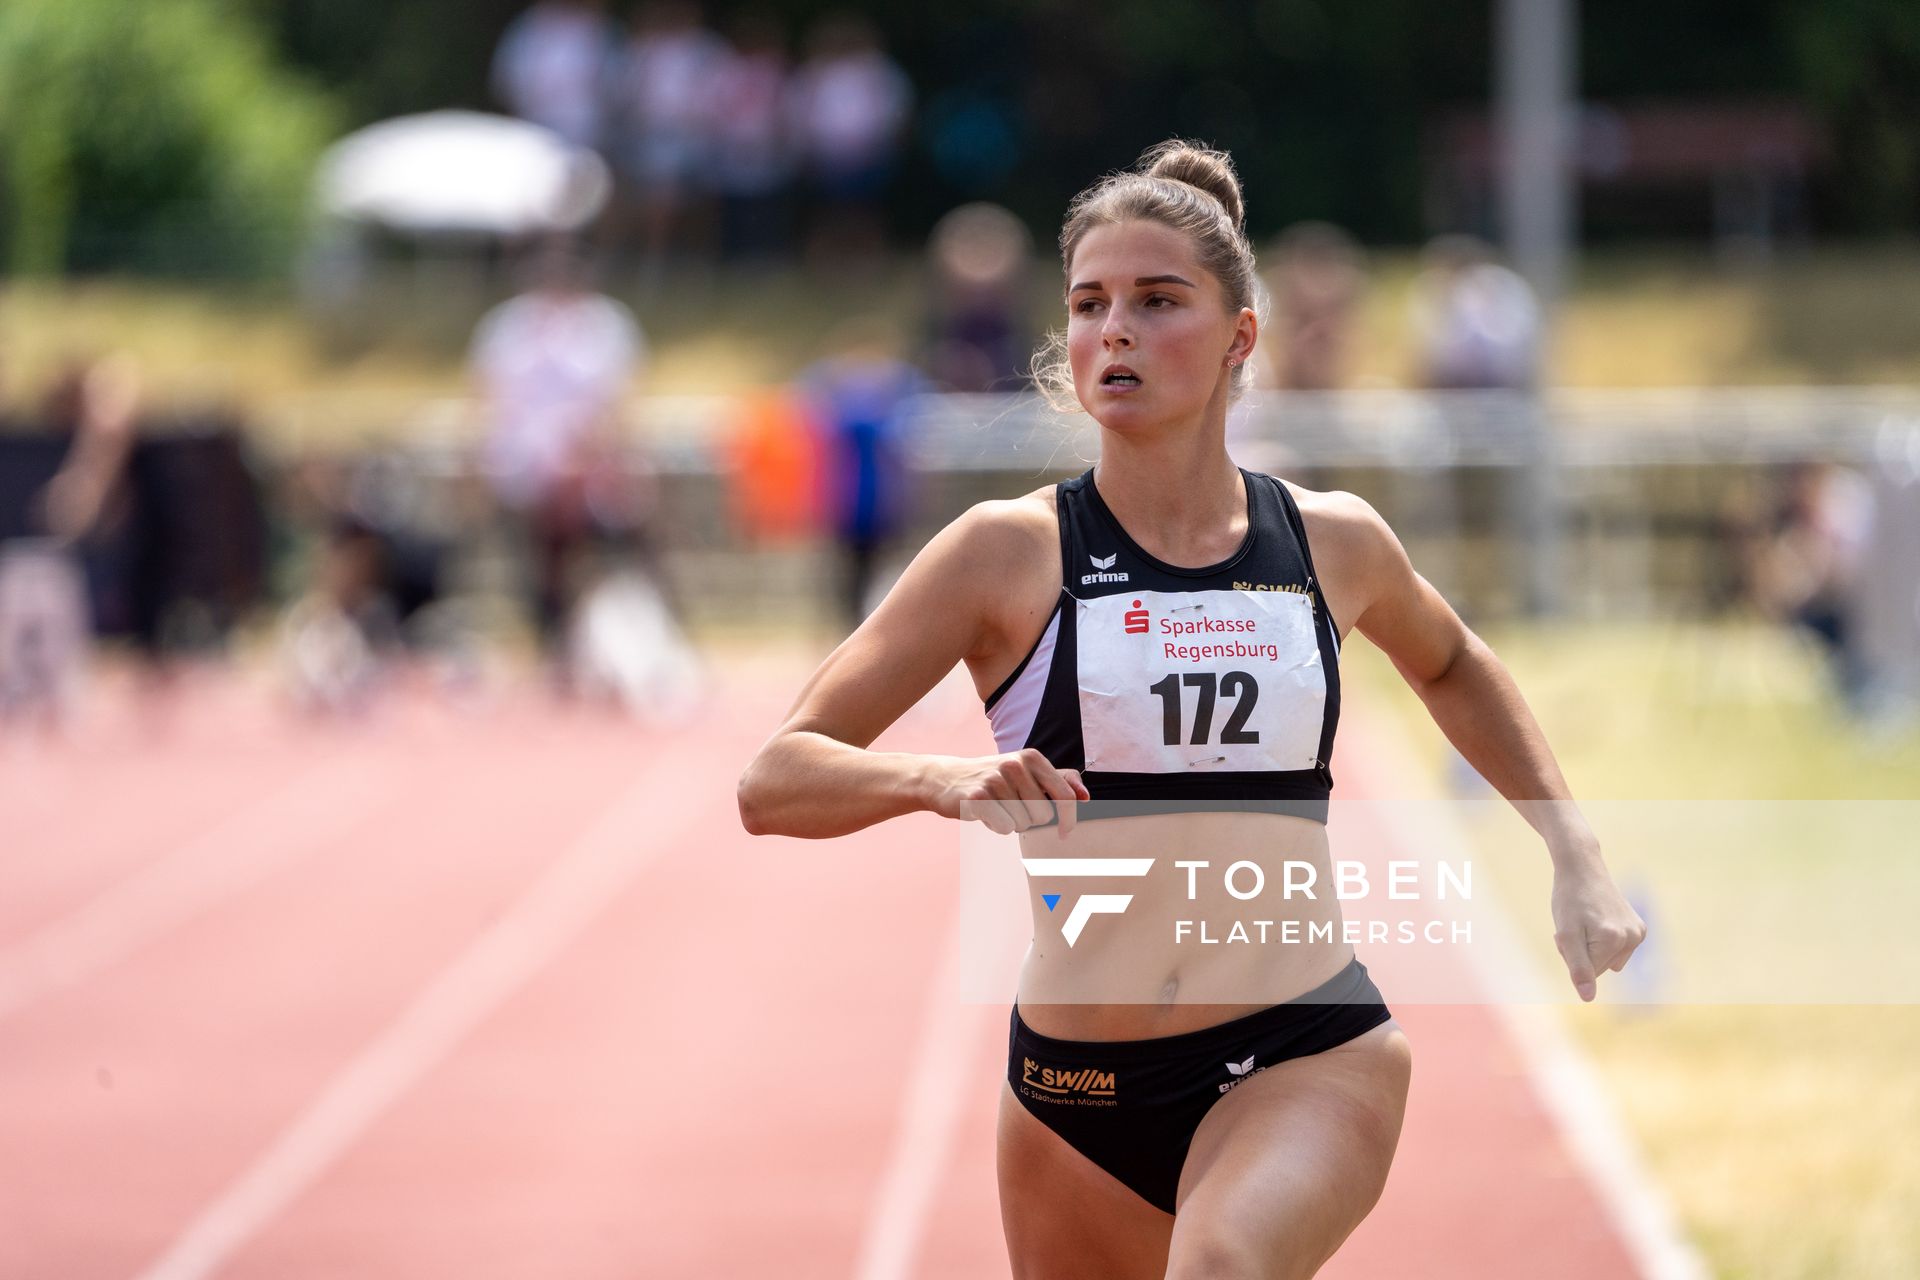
left=1022, top=1058, right=1116, bottom=1097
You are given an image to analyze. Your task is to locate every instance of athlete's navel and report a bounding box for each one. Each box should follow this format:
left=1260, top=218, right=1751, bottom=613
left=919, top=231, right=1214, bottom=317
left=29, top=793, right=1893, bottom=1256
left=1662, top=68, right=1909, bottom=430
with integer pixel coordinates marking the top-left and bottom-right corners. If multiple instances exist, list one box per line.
left=1158, top=974, right=1179, bottom=1004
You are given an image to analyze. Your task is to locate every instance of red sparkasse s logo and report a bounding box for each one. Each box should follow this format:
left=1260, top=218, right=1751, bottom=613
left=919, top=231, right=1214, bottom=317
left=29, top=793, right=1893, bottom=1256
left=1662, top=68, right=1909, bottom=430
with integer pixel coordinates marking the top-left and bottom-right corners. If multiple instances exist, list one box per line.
left=1124, top=599, right=1149, bottom=634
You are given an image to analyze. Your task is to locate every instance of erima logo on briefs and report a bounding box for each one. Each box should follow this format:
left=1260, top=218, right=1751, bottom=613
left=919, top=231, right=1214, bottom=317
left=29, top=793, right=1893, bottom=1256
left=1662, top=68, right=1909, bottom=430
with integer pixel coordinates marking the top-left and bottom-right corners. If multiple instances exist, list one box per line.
left=1220, top=1053, right=1266, bottom=1094
left=1082, top=553, right=1129, bottom=586
left=1022, top=1057, right=1116, bottom=1097
left=1021, top=857, right=1155, bottom=946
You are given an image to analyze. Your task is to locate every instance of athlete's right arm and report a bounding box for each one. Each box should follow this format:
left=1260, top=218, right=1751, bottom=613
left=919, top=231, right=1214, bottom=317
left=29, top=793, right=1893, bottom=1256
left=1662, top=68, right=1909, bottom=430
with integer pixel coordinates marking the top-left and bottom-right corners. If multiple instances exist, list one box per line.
left=737, top=500, right=1087, bottom=839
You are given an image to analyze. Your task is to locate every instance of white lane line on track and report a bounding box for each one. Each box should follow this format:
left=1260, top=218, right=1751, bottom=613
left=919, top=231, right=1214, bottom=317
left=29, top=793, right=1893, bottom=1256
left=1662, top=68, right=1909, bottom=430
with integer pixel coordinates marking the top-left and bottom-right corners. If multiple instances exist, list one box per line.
left=851, top=672, right=1027, bottom=1280
left=130, top=753, right=712, bottom=1280
left=1350, top=704, right=1708, bottom=1280
left=852, top=822, right=1023, bottom=1280
left=0, top=759, right=391, bottom=1021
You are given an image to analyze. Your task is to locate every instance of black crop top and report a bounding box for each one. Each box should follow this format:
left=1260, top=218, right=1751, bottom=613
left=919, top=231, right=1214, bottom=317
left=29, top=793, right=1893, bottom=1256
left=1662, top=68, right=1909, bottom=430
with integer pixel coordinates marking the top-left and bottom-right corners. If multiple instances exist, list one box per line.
left=983, top=467, right=1341, bottom=822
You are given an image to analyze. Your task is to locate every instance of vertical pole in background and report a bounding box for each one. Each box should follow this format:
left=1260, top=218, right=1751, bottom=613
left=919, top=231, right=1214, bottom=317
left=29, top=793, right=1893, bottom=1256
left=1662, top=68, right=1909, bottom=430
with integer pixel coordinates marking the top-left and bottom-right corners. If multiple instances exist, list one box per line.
left=1498, top=0, right=1576, bottom=615
left=1858, top=425, right=1920, bottom=716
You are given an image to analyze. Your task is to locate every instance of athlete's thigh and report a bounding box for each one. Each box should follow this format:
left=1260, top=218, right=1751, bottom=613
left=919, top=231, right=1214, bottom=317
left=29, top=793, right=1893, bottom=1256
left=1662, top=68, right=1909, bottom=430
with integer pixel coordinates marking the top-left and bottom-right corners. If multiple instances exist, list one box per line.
left=1166, top=1020, right=1413, bottom=1280
left=996, top=1081, right=1174, bottom=1280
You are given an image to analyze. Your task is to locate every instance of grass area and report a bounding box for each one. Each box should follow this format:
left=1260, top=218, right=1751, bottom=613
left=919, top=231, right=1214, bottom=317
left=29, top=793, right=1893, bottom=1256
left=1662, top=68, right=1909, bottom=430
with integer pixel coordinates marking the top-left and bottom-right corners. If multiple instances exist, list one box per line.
left=1411, top=619, right=1920, bottom=800
left=4, top=244, right=1920, bottom=451
left=1346, top=619, right=1920, bottom=1280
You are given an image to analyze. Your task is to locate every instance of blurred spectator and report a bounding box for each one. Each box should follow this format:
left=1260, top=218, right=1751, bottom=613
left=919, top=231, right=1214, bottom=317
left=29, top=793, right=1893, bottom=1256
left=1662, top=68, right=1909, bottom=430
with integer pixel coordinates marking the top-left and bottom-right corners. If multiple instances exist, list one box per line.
left=608, top=2, right=728, bottom=282
left=469, top=238, right=647, bottom=649
left=1739, top=460, right=1878, bottom=708
left=0, top=361, right=106, bottom=728
left=1407, top=237, right=1544, bottom=612
left=34, top=357, right=152, bottom=650
left=799, top=329, right=928, bottom=628
left=1409, top=235, right=1541, bottom=391
left=491, top=0, right=618, bottom=151
left=566, top=559, right=703, bottom=721
left=273, top=453, right=461, bottom=713
left=790, top=14, right=913, bottom=264
left=710, top=11, right=796, bottom=261
left=15, top=357, right=266, bottom=684
left=1261, top=222, right=1368, bottom=391
left=0, top=540, right=88, bottom=730
left=727, top=388, right=821, bottom=543
left=38, top=357, right=141, bottom=549
left=923, top=202, right=1033, bottom=392
left=279, top=514, right=397, bottom=714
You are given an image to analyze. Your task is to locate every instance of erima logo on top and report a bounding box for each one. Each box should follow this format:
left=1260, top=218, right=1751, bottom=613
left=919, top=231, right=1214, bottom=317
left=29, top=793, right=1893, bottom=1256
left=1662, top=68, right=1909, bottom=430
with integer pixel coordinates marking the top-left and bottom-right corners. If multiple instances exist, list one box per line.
left=1220, top=1054, right=1264, bottom=1094
left=1082, top=553, right=1129, bottom=586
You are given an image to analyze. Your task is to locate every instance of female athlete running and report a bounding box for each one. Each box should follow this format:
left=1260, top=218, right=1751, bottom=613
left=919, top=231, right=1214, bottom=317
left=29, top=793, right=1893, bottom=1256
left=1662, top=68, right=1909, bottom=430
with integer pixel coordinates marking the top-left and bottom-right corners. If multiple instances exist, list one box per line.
left=738, top=140, right=1646, bottom=1279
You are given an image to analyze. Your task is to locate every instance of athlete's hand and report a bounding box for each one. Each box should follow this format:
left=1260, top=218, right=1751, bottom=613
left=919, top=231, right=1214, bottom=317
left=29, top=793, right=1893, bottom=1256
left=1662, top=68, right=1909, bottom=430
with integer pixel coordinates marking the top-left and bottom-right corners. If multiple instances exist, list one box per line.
left=1549, top=857, right=1647, bottom=1002
left=925, top=749, right=1090, bottom=838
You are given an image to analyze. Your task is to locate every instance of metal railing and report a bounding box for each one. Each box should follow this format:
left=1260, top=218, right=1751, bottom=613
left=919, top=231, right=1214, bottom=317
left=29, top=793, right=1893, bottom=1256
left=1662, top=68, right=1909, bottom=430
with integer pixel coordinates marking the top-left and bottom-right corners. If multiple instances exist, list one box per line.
left=266, top=385, right=1920, bottom=474
left=251, top=386, right=1920, bottom=648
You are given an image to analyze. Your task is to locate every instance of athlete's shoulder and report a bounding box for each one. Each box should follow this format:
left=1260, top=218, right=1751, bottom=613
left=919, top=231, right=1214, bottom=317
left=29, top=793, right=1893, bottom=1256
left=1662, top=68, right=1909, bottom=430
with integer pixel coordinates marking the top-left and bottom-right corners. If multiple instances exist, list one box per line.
left=893, top=490, right=1058, bottom=624
left=1276, top=479, right=1381, bottom=525
left=943, top=486, right=1058, bottom=559
left=904, top=488, right=1054, bottom=570
left=1273, top=479, right=1402, bottom=562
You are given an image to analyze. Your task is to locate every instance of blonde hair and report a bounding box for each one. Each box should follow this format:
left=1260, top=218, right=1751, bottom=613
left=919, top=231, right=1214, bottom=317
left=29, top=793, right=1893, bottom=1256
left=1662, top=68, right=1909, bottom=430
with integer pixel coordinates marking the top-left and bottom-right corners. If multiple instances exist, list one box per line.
left=1031, top=139, right=1260, bottom=412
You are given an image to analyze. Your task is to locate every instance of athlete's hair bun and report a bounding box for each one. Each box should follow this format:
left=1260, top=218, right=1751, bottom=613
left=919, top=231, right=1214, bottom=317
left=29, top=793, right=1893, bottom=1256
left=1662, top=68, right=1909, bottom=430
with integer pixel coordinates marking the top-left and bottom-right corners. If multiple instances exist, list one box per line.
left=1140, top=140, right=1245, bottom=233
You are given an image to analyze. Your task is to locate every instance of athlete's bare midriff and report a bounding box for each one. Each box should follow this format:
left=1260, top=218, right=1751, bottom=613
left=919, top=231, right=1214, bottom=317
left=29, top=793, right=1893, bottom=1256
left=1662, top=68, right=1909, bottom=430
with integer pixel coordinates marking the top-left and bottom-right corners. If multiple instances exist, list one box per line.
left=968, top=477, right=1361, bottom=1042
left=1011, top=809, right=1356, bottom=1040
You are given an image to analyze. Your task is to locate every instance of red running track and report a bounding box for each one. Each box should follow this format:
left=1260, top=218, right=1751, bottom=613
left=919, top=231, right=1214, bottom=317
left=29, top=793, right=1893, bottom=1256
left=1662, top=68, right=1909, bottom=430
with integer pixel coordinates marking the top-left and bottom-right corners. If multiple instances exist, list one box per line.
left=0, top=656, right=1651, bottom=1278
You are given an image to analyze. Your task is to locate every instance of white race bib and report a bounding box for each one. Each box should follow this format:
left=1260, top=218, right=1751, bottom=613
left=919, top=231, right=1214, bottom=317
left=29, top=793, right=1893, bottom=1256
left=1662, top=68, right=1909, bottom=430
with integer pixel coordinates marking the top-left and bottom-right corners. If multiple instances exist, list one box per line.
left=1076, top=589, right=1326, bottom=774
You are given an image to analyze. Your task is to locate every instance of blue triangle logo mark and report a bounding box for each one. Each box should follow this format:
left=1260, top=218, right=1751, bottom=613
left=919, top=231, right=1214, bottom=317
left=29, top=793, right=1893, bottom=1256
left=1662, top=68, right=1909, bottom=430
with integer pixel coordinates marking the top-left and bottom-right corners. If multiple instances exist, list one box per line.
left=1043, top=894, right=1061, bottom=912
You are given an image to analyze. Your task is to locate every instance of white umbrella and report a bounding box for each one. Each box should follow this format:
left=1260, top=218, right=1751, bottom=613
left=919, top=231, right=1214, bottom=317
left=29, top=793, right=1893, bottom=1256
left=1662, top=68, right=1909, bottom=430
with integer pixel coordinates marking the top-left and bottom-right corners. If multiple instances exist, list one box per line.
left=316, top=110, right=610, bottom=235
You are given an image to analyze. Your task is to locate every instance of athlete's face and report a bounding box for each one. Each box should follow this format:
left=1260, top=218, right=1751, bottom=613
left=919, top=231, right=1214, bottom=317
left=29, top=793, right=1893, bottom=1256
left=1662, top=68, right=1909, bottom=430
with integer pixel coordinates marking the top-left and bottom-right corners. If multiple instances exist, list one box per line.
left=1065, top=220, right=1256, bottom=432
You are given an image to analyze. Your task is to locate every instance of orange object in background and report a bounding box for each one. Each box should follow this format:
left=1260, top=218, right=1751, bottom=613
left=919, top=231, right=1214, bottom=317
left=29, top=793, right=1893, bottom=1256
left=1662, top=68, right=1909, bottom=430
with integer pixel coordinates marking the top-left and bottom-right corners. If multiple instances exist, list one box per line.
left=727, top=388, right=823, bottom=542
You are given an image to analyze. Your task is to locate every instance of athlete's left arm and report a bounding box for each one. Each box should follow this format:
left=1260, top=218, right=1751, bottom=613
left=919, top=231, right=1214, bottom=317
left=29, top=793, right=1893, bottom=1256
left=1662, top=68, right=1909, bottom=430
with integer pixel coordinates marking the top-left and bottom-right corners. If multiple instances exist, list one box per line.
left=1324, top=493, right=1647, bottom=1002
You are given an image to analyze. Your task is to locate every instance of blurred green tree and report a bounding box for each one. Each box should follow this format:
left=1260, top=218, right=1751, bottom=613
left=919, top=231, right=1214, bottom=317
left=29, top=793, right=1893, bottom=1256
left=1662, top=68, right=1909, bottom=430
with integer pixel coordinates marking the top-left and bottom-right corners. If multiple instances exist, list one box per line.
left=1784, top=0, right=1920, bottom=232
left=0, top=0, right=337, bottom=276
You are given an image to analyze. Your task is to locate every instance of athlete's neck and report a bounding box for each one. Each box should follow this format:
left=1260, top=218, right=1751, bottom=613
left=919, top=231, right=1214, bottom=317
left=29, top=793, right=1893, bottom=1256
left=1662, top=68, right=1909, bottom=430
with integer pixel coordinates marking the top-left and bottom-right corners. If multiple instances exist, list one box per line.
left=1092, top=432, right=1245, bottom=565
